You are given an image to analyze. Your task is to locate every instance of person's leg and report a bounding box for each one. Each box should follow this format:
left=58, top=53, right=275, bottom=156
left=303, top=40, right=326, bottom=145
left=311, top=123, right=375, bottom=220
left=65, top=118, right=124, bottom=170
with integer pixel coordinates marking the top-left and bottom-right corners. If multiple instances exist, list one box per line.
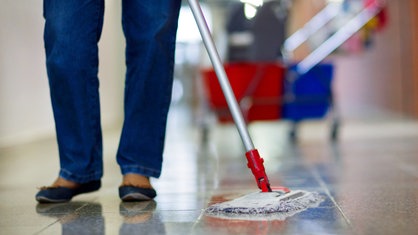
left=117, top=0, right=181, bottom=185
left=43, top=0, right=105, bottom=184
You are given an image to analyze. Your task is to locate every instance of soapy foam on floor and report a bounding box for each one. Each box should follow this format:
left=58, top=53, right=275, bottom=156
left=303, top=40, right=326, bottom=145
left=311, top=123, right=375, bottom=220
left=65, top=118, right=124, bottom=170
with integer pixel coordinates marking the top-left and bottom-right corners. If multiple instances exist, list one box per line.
left=205, top=190, right=324, bottom=221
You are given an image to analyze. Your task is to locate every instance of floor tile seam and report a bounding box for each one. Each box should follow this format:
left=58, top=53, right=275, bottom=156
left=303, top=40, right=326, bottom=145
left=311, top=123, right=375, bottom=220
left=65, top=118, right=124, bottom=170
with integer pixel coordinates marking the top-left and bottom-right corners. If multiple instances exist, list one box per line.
left=190, top=207, right=206, bottom=234
left=309, top=165, right=353, bottom=227
left=32, top=219, right=61, bottom=235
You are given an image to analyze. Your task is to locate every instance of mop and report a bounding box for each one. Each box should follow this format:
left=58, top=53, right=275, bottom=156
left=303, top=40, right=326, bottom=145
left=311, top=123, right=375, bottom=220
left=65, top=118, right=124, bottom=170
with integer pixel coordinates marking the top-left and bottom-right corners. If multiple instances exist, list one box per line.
left=187, top=0, right=324, bottom=220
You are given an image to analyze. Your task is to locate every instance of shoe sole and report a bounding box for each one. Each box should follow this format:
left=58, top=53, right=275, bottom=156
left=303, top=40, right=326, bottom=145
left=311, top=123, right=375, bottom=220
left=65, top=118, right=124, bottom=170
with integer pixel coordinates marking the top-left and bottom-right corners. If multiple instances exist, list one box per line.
left=36, top=196, right=70, bottom=203
left=121, top=192, right=153, bottom=202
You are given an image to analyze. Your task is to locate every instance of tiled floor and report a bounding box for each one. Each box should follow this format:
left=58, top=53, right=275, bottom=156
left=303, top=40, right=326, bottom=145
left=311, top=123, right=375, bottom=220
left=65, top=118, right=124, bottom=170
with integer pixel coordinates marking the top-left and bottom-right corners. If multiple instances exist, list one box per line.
left=1, top=104, right=418, bottom=235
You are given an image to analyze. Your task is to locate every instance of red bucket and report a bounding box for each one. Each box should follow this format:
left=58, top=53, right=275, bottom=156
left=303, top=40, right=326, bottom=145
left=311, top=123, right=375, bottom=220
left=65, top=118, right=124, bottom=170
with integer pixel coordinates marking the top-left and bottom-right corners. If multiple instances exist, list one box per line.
left=202, top=62, right=285, bottom=122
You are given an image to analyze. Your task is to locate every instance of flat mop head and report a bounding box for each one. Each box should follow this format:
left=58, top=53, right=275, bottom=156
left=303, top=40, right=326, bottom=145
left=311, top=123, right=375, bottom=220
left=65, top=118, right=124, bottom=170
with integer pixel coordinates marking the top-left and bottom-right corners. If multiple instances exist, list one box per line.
left=205, top=190, right=324, bottom=221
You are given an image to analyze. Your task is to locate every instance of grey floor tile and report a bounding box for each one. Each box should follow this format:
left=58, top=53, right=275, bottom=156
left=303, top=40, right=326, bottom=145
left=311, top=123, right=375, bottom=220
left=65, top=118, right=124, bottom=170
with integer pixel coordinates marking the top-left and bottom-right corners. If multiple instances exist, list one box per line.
left=1, top=105, right=418, bottom=234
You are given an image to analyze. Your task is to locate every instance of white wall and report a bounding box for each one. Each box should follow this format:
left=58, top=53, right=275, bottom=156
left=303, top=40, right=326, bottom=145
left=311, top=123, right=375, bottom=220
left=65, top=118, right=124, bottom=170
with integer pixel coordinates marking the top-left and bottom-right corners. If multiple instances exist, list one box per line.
left=0, top=0, right=125, bottom=147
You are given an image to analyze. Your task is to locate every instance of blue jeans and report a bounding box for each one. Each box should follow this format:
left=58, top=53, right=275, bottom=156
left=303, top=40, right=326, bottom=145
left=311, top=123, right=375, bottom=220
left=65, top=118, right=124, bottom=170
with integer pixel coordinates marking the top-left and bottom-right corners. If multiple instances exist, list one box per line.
left=43, top=0, right=181, bottom=183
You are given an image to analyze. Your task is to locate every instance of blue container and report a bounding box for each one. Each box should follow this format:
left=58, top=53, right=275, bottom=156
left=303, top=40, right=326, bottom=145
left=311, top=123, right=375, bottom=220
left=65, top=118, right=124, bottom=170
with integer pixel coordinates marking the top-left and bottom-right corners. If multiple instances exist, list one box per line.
left=282, top=63, right=334, bottom=121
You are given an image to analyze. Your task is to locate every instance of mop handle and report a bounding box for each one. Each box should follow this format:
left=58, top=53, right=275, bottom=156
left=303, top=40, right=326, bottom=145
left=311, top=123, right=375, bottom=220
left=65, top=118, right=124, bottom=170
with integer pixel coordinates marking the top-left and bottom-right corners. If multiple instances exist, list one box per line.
left=187, top=0, right=254, bottom=151
left=188, top=0, right=272, bottom=192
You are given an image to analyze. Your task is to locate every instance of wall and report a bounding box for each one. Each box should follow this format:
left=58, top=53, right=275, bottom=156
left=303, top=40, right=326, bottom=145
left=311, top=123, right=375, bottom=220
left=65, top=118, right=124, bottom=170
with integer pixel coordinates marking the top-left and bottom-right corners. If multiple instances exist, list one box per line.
left=288, top=0, right=418, bottom=120
left=333, top=0, right=403, bottom=119
left=409, top=0, right=418, bottom=117
left=334, top=0, right=418, bottom=119
left=0, top=0, right=125, bottom=147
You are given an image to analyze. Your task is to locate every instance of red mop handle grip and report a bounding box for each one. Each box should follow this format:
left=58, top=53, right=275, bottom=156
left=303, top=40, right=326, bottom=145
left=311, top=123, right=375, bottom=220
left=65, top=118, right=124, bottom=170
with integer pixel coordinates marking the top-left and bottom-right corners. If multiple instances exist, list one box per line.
left=245, top=149, right=272, bottom=192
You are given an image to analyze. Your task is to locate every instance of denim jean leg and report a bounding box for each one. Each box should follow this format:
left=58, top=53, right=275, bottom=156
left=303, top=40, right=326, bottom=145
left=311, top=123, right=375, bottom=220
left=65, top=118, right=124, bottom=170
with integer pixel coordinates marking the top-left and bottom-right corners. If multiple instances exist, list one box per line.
left=117, top=0, right=182, bottom=178
left=43, top=0, right=105, bottom=183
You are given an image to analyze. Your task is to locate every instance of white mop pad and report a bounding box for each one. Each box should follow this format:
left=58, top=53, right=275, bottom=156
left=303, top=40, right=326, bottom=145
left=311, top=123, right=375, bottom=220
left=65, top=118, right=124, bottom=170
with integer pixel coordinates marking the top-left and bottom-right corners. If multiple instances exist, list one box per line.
left=205, top=190, right=324, bottom=221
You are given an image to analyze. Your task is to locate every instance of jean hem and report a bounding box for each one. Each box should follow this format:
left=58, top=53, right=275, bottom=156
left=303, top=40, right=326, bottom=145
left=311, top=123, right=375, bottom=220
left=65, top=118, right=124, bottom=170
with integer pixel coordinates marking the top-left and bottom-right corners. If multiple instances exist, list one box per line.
left=120, top=165, right=161, bottom=179
left=59, top=169, right=102, bottom=184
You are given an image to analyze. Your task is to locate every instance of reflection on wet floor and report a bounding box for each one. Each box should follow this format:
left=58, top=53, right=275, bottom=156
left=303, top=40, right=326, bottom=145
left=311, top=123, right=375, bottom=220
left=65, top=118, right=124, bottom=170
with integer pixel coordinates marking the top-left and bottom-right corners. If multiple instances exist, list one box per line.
left=0, top=105, right=418, bottom=234
left=36, top=202, right=105, bottom=235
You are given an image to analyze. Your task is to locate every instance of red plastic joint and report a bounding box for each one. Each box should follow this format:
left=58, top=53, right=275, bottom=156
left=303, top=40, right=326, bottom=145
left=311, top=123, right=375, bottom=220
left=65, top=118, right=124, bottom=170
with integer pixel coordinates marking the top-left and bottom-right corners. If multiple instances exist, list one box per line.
left=245, top=149, right=272, bottom=192
left=271, top=186, right=291, bottom=194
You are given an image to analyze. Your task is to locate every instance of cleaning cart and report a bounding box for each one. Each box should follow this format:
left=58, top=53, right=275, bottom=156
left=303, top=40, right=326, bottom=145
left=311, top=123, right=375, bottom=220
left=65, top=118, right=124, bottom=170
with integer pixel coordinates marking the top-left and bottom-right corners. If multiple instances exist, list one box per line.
left=200, top=0, right=387, bottom=141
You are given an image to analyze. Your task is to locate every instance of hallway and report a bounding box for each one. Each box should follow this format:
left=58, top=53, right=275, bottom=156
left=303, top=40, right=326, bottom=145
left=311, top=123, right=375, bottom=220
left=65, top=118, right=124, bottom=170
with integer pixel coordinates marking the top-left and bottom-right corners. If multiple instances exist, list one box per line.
left=0, top=104, right=417, bottom=235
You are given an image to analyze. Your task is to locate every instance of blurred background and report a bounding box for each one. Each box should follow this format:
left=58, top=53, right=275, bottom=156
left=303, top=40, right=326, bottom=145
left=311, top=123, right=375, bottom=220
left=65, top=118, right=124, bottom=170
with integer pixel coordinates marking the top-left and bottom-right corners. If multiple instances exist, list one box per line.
left=1, top=0, right=417, bottom=148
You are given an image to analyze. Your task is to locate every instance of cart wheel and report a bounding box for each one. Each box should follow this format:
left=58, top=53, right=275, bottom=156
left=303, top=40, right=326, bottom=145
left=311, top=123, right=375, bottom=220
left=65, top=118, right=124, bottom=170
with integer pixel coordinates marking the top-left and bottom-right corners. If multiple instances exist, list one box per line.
left=201, top=125, right=209, bottom=144
left=330, top=120, right=339, bottom=142
left=289, top=122, right=298, bottom=143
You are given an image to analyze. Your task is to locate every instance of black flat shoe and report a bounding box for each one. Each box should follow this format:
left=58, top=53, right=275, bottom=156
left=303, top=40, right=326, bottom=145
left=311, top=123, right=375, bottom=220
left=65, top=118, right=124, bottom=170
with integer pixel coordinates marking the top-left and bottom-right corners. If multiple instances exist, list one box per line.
left=119, top=186, right=156, bottom=202
left=36, top=180, right=101, bottom=203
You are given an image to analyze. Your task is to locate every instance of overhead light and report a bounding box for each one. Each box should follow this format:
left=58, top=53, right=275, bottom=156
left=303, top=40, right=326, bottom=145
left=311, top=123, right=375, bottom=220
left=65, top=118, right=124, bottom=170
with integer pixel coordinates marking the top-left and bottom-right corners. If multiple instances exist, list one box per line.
left=243, top=3, right=257, bottom=19
left=240, top=0, right=263, bottom=19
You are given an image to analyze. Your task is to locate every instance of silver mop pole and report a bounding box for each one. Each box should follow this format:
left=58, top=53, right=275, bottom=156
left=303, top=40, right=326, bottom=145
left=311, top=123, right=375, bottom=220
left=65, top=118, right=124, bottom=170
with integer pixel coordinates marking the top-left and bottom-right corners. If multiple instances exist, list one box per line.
left=188, top=0, right=273, bottom=192
left=187, top=0, right=255, bottom=151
